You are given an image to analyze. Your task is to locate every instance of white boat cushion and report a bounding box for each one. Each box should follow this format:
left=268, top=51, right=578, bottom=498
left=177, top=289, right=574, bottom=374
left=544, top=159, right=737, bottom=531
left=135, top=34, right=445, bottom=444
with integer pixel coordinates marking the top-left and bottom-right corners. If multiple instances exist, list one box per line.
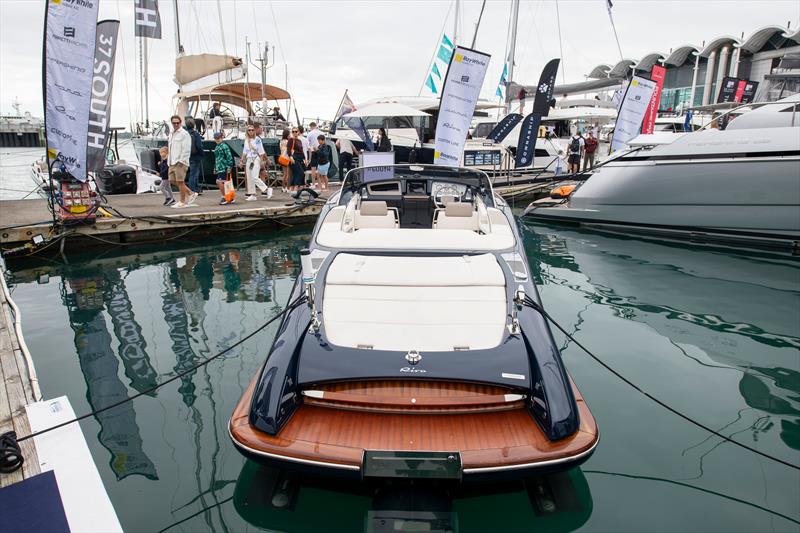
left=353, top=201, right=398, bottom=230
left=359, top=201, right=388, bottom=216
left=322, top=254, right=507, bottom=351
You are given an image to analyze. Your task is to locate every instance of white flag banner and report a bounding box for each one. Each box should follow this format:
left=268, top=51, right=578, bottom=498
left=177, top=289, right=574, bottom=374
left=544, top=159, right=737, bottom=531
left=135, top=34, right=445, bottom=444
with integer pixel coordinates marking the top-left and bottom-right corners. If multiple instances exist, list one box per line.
left=610, top=75, right=656, bottom=153
left=45, top=0, right=100, bottom=182
left=434, top=46, right=491, bottom=166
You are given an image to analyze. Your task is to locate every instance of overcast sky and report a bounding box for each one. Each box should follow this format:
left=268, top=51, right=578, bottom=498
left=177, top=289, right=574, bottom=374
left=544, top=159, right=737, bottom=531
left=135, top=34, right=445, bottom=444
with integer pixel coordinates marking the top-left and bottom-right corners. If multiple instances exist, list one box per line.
left=1, top=0, right=798, bottom=128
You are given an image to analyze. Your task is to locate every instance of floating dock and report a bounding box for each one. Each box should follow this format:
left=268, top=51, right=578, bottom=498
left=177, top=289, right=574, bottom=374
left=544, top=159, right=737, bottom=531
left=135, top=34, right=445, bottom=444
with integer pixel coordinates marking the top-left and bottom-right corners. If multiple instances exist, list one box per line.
left=0, top=261, right=122, bottom=531
left=0, top=188, right=332, bottom=250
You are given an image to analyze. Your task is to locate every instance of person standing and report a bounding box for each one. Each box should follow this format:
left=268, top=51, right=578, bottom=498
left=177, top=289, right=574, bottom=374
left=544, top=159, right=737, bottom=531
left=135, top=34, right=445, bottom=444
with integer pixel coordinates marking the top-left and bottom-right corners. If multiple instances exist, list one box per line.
left=158, top=146, right=175, bottom=206
left=213, top=132, right=235, bottom=205
left=297, top=126, right=310, bottom=187
left=336, top=137, right=357, bottom=176
left=185, top=118, right=204, bottom=197
left=306, top=121, right=323, bottom=188
left=567, top=130, right=584, bottom=174
left=376, top=128, right=392, bottom=152
left=287, top=127, right=305, bottom=192
left=279, top=129, right=290, bottom=192
left=240, top=124, right=269, bottom=201
left=167, top=115, right=192, bottom=208
left=583, top=131, right=599, bottom=171
left=209, top=102, right=224, bottom=136
left=315, top=135, right=333, bottom=192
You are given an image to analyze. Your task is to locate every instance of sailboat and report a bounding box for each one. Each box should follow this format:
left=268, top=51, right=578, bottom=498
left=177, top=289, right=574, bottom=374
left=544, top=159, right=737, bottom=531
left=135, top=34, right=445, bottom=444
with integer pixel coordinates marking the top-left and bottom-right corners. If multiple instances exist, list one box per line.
left=130, top=1, right=293, bottom=188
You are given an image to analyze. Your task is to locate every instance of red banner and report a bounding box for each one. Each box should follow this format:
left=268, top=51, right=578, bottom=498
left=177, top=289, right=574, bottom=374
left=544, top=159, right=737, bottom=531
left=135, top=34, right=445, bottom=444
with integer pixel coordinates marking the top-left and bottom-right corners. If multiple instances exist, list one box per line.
left=641, top=65, right=666, bottom=134
left=734, top=80, right=747, bottom=103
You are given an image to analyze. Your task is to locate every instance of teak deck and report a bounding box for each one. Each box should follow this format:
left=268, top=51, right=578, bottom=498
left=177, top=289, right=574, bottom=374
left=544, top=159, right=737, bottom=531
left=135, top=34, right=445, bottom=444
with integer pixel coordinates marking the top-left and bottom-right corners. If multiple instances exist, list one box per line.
left=230, top=378, right=598, bottom=474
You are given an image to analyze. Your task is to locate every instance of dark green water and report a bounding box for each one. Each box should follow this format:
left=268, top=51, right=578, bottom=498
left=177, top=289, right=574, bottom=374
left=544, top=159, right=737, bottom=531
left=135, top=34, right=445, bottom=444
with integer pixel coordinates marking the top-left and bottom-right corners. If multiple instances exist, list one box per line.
left=4, top=222, right=799, bottom=532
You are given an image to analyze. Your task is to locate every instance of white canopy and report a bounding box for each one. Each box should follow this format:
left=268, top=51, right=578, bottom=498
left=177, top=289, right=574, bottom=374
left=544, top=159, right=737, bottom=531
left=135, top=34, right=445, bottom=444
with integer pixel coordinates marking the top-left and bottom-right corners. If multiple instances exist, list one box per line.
left=344, top=102, right=431, bottom=118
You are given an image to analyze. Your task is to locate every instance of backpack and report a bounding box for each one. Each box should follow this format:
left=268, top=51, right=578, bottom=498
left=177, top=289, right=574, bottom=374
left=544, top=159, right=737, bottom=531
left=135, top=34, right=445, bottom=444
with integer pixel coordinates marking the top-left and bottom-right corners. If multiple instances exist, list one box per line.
left=190, top=130, right=203, bottom=157
left=569, top=136, right=581, bottom=153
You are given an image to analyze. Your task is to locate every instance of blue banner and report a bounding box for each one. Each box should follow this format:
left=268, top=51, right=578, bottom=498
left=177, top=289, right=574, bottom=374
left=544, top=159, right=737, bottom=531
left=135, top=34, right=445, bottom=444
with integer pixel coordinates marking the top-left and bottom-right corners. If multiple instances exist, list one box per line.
left=487, top=113, right=522, bottom=143
left=343, top=116, right=375, bottom=151
left=432, top=63, right=442, bottom=79
left=437, top=45, right=453, bottom=64
left=442, top=34, right=454, bottom=49
left=515, top=114, right=542, bottom=168
left=425, top=74, right=438, bottom=94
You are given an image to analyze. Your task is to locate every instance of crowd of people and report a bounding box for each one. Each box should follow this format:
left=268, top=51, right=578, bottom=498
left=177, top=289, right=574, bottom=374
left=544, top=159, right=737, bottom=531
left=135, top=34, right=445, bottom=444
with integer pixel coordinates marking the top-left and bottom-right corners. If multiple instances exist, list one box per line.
left=553, top=129, right=600, bottom=177
left=158, top=112, right=367, bottom=208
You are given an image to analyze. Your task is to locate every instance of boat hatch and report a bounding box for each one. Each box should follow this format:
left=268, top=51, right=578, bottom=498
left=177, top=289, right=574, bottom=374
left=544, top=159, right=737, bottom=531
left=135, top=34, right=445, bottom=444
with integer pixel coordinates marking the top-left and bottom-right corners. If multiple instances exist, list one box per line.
left=322, top=253, right=507, bottom=352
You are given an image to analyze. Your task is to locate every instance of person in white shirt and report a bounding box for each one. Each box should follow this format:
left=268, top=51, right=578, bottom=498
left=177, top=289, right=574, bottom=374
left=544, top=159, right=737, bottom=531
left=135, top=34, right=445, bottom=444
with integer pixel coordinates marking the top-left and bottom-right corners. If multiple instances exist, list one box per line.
left=167, top=115, right=194, bottom=208
left=239, top=124, right=269, bottom=201
left=306, top=121, right=322, bottom=188
left=336, top=137, right=358, bottom=175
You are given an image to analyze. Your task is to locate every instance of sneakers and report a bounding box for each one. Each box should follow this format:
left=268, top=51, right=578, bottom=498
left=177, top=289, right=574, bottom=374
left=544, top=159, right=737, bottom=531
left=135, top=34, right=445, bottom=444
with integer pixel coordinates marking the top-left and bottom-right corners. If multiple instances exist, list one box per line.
left=170, top=202, right=187, bottom=209
left=219, top=197, right=227, bottom=205
left=228, top=198, right=236, bottom=204
left=164, top=199, right=176, bottom=207
left=245, top=195, right=257, bottom=201
left=187, top=192, right=198, bottom=205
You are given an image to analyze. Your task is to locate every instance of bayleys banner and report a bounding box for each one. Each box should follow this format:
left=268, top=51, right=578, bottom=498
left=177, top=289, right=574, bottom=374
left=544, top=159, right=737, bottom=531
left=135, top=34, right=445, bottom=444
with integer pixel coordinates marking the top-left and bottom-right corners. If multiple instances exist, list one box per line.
left=434, top=46, right=491, bottom=166
left=87, top=20, right=120, bottom=173
left=44, top=0, right=100, bottom=182
left=610, top=75, right=657, bottom=153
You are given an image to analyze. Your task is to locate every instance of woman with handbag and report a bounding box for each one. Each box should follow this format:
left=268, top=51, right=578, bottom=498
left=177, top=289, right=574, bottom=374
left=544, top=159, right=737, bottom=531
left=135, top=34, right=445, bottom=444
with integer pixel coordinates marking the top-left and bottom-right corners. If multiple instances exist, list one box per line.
left=279, top=129, right=290, bottom=192
left=239, top=125, right=269, bottom=201
left=286, top=128, right=306, bottom=192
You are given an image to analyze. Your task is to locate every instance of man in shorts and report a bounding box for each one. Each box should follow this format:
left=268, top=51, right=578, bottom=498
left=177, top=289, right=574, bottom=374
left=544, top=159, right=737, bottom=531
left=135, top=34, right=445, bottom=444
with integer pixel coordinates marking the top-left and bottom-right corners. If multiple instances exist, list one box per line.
left=567, top=131, right=584, bottom=174
left=306, top=121, right=322, bottom=188
left=167, top=115, right=193, bottom=208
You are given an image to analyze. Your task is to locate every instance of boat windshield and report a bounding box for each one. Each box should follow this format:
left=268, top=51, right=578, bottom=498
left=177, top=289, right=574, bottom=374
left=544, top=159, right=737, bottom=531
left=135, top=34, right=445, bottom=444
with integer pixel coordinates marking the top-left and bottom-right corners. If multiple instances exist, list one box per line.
left=339, top=164, right=495, bottom=208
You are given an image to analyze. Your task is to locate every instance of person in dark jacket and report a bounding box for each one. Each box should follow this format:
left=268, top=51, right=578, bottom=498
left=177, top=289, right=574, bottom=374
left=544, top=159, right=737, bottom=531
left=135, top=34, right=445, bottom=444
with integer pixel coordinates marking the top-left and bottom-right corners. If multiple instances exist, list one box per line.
left=185, top=118, right=204, bottom=197
left=287, top=127, right=306, bottom=192
left=158, top=146, right=175, bottom=206
left=376, top=128, right=392, bottom=152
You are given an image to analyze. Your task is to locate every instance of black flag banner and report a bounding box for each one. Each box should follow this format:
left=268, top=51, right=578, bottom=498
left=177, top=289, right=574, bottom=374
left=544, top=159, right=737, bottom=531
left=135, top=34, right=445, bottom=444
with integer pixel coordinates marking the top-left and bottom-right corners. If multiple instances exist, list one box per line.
left=134, top=0, right=162, bottom=39
left=532, top=58, right=560, bottom=116
left=514, top=113, right=542, bottom=168
left=87, top=20, right=120, bottom=172
left=486, top=113, right=522, bottom=143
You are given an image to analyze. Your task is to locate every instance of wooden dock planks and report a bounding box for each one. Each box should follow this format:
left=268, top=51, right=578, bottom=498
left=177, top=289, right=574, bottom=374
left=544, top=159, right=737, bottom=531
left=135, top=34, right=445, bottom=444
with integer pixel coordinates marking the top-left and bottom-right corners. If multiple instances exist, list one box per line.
left=0, top=275, right=40, bottom=487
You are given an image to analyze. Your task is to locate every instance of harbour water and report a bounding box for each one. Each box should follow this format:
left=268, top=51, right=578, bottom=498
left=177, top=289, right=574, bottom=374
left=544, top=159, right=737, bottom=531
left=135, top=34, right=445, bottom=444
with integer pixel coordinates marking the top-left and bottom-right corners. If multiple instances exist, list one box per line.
left=2, top=219, right=798, bottom=531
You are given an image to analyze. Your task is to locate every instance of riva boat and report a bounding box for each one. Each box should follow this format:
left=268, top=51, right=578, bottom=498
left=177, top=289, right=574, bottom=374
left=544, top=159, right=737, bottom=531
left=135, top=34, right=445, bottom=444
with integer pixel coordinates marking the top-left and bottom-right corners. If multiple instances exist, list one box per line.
left=229, top=164, right=598, bottom=480
left=523, top=95, right=800, bottom=251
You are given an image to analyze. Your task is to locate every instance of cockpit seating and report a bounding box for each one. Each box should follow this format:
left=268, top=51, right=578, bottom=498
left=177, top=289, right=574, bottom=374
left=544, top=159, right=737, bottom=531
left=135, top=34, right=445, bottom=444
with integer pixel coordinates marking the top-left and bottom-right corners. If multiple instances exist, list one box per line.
left=433, top=202, right=479, bottom=231
left=354, top=201, right=399, bottom=230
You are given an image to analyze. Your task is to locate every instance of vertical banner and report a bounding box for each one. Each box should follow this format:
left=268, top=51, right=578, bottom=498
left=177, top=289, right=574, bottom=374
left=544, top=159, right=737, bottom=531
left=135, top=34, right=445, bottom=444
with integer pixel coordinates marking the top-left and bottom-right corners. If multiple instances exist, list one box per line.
left=434, top=46, right=491, bottom=166
left=514, top=114, right=542, bottom=168
left=44, top=0, right=100, bottom=182
left=740, top=81, right=758, bottom=103
left=486, top=113, right=522, bottom=143
left=717, top=76, right=740, bottom=103
left=514, top=58, right=560, bottom=168
left=87, top=20, right=120, bottom=172
left=531, top=58, right=560, bottom=116
left=610, top=75, right=657, bottom=153
left=134, top=0, right=162, bottom=39
left=641, top=64, right=666, bottom=134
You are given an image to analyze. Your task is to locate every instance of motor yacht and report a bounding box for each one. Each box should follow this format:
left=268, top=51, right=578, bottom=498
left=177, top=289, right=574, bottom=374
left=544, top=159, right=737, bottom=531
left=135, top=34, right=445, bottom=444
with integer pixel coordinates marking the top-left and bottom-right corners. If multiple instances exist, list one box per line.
left=230, top=164, right=599, bottom=480
left=524, top=95, right=800, bottom=250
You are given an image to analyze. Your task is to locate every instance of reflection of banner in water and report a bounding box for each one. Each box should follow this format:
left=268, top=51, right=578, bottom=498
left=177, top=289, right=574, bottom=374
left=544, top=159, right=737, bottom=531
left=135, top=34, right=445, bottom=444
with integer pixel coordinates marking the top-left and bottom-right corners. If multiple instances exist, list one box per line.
left=105, top=274, right=158, bottom=394
left=162, top=276, right=200, bottom=407
left=69, top=307, right=158, bottom=480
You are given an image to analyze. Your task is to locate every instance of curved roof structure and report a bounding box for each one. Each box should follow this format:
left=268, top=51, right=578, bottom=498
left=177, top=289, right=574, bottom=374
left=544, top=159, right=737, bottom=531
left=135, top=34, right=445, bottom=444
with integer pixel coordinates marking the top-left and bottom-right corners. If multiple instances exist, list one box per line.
left=634, top=52, right=666, bottom=72
left=738, top=25, right=789, bottom=53
left=608, top=59, right=636, bottom=78
left=698, top=35, right=741, bottom=57
left=663, top=45, right=701, bottom=67
left=786, top=28, right=800, bottom=44
left=586, top=64, right=612, bottom=79
left=177, top=82, right=291, bottom=114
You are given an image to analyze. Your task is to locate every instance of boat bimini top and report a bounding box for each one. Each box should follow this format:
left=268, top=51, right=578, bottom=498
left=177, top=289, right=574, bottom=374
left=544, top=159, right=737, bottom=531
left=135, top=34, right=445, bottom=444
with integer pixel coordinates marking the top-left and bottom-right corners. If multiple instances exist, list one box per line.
left=230, top=164, right=598, bottom=480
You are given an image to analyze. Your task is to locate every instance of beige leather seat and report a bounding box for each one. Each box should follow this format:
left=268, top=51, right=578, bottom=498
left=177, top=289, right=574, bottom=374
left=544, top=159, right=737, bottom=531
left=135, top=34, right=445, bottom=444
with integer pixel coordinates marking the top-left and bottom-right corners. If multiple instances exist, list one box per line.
left=434, top=202, right=479, bottom=230
left=354, top=201, right=399, bottom=230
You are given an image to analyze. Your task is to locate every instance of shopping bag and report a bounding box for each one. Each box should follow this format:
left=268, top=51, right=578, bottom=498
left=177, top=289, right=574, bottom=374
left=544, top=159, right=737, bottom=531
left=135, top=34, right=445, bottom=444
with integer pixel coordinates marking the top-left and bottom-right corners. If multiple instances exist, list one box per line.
left=223, top=170, right=235, bottom=202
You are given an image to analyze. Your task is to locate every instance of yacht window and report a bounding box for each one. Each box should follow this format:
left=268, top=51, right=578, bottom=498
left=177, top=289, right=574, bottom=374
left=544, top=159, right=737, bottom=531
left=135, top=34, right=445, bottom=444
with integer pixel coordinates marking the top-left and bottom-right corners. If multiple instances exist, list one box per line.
left=534, top=149, right=550, bottom=157
left=473, top=123, right=497, bottom=137
left=778, top=104, right=800, bottom=112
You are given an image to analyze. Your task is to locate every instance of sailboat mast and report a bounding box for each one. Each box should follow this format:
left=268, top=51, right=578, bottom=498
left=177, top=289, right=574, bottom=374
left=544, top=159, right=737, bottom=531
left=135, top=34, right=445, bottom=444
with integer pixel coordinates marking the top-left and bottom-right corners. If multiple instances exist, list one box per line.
left=143, top=37, right=150, bottom=128
left=453, top=0, right=459, bottom=46
left=506, top=0, right=520, bottom=113
left=173, top=0, right=183, bottom=55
